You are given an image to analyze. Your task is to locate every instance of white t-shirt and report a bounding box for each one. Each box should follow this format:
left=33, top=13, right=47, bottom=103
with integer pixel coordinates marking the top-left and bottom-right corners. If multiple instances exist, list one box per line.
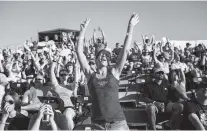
left=171, top=62, right=188, bottom=72
left=155, top=61, right=169, bottom=74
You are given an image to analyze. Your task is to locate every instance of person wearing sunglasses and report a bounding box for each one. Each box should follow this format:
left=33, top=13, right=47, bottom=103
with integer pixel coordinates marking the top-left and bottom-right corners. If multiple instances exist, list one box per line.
left=21, top=74, right=49, bottom=110
left=50, top=59, right=80, bottom=130
left=22, top=58, right=36, bottom=84
left=0, top=91, right=29, bottom=130
left=76, top=13, right=139, bottom=130
left=93, top=27, right=107, bottom=56
left=143, top=68, right=185, bottom=130
left=28, top=102, right=66, bottom=130
left=128, top=48, right=140, bottom=71
left=153, top=41, right=174, bottom=76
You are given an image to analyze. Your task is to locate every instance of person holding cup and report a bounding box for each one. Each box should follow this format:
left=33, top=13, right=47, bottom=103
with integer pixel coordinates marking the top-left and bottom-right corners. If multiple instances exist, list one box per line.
left=29, top=104, right=58, bottom=130
left=143, top=68, right=185, bottom=130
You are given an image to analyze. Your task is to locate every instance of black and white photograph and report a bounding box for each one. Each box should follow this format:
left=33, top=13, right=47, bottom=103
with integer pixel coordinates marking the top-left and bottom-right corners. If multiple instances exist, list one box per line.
left=0, top=1, right=207, bottom=130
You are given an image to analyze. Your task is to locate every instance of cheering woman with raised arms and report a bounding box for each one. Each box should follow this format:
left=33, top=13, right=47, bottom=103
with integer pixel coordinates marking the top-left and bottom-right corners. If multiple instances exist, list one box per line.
left=76, top=13, right=139, bottom=130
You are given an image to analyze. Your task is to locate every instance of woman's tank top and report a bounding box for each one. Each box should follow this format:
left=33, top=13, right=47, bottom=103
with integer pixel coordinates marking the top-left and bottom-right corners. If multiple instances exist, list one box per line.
left=87, top=68, right=125, bottom=122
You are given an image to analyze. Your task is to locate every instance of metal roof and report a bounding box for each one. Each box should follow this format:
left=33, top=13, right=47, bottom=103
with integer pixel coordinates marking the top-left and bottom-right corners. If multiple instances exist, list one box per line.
left=38, top=28, right=79, bottom=34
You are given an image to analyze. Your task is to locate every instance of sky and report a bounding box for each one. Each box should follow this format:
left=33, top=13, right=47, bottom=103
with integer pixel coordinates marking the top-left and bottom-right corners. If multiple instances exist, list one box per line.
left=0, top=1, right=207, bottom=49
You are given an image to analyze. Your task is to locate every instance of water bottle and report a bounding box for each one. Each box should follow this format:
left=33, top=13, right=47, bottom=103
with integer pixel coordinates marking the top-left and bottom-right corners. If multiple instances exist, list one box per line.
left=42, top=100, right=50, bottom=122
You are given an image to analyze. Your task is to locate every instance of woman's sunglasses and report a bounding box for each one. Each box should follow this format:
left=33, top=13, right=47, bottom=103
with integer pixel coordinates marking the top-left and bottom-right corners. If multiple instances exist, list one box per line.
left=35, top=78, right=43, bottom=82
left=156, top=71, right=164, bottom=75
left=4, top=100, right=14, bottom=105
left=60, top=73, right=68, bottom=77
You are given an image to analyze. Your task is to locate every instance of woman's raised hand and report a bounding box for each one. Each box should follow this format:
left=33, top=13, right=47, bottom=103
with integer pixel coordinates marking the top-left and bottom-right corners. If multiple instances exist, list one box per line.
left=80, top=18, right=90, bottom=31
left=128, top=13, right=139, bottom=27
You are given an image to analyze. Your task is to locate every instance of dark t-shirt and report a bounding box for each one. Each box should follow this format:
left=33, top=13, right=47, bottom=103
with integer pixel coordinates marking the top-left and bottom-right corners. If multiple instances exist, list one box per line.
left=7, top=113, right=30, bottom=130
left=25, top=67, right=35, bottom=77
left=143, top=80, right=172, bottom=104
left=113, top=48, right=121, bottom=56
left=188, top=100, right=207, bottom=129
left=128, top=53, right=140, bottom=63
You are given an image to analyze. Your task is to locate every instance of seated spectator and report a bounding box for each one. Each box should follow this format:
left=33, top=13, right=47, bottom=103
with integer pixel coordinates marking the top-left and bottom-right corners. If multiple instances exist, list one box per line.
left=28, top=101, right=67, bottom=130
left=113, top=43, right=121, bottom=57
left=153, top=42, right=174, bottom=75
left=0, top=73, right=9, bottom=109
left=160, top=38, right=173, bottom=58
left=22, top=58, right=36, bottom=83
left=128, top=48, right=140, bottom=71
left=21, top=74, right=69, bottom=130
left=184, top=43, right=193, bottom=58
left=0, top=91, right=30, bottom=130
left=194, top=44, right=205, bottom=58
left=141, top=51, right=152, bottom=68
left=50, top=61, right=79, bottom=130
left=171, top=54, right=188, bottom=72
left=143, top=68, right=185, bottom=130
left=93, top=27, right=107, bottom=55
left=186, top=54, right=196, bottom=73
left=169, top=69, right=189, bottom=101
left=188, top=86, right=207, bottom=130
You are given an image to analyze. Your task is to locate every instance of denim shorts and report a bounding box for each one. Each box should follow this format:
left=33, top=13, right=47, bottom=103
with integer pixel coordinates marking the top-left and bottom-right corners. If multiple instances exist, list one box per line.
left=93, top=120, right=129, bottom=130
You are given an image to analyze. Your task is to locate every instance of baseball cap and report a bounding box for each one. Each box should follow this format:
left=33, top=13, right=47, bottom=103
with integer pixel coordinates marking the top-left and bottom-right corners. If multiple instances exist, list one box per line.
left=154, top=68, right=165, bottom=74
left=95, top=49, right=111, bottom=61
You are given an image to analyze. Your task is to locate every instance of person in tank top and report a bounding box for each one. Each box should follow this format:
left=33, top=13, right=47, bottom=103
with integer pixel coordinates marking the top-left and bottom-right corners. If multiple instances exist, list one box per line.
left=76, top=13, right=139, bottom=130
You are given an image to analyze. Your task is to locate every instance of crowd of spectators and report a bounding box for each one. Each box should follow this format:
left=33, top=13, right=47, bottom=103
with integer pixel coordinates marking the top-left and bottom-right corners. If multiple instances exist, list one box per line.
left=0, top=13, right=207, bottom=130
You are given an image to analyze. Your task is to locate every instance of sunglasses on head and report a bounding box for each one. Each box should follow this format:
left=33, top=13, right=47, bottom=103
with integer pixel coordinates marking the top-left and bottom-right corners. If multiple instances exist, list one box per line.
left=4, top=100, right=14, bottom=105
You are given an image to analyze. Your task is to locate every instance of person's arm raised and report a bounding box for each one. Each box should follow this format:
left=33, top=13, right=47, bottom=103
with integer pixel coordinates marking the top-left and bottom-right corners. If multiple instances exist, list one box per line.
left=153, top=46, right=160, bottom=64
left=98, top=27, right=107, bottom=44
left=0, top=60, right=4, bottom=73
left=179, top=68, right=186, bottom=85
left=72, top=61, right=80, bottom=97
left=113, top=13, right=139, bottom=79
left=167, top=43, right=174, bottom=63
left=77, top=18, right=93, bottom=79
left=92, top=29, right=97, bottom=44
left=50, top=62, right=59, bottom=88
left=142, top=34, right=146, bottom=45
